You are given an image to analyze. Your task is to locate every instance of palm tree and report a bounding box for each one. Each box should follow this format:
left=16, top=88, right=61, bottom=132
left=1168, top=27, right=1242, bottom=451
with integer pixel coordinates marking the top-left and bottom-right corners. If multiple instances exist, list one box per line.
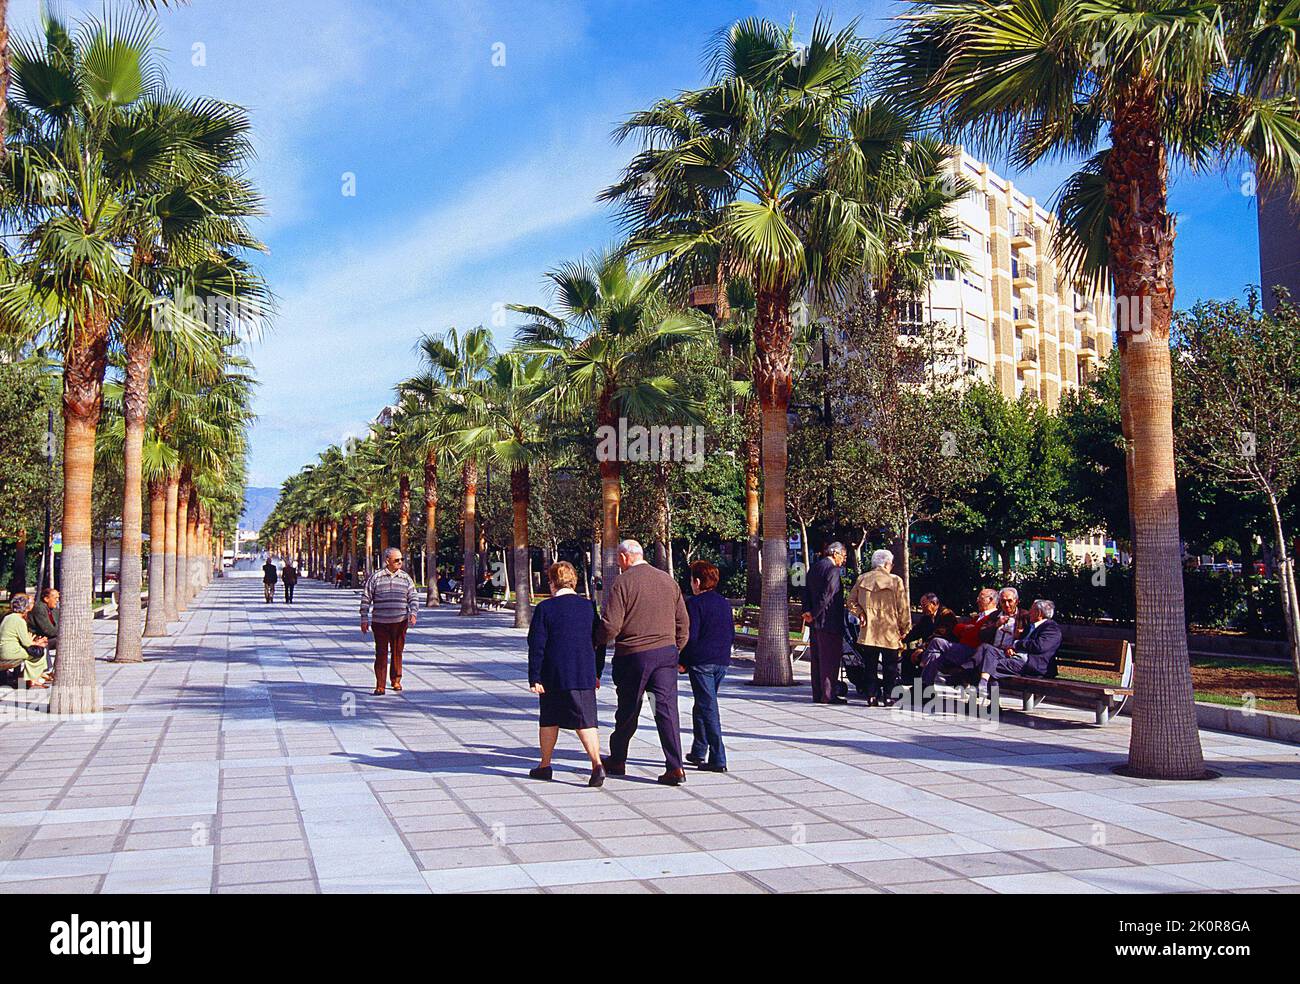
left=887, top=0, right=1300, bottom=779
left=602, top=16, right=882, bottom=684
left=401, top=327, right=494, bottom=615
left=454, top=353, right=551, bottom=627
left=511, top=251, right=707, bottom=605
left=0, top=13, right=176, bottom=713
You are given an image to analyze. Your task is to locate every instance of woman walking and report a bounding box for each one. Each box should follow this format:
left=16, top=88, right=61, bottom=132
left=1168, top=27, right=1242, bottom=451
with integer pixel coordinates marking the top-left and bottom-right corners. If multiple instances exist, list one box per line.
left=680, top=560, right=734, bottom=772
left=1, top=595, right=52, bottom=690
left=846, top=549, right=912, bottom=706
left=526, top=561, right=606, bottom=787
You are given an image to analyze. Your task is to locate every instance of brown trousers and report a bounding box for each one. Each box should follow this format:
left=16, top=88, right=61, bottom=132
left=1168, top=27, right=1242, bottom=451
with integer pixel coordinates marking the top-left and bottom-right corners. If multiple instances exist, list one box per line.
left=373, top=620, right=408, bottom=686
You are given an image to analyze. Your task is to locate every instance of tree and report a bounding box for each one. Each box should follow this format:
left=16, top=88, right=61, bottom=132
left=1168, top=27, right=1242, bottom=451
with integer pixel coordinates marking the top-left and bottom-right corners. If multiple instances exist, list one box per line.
left=1175, top=291, right=1300, bottom=706
left=0, top=12, right=176, bottom=713
left=511, top=251, right=705, bottom=606
left=603, top=16, right=884, bottom=684
left=885, top=0, right=1300, bottom=778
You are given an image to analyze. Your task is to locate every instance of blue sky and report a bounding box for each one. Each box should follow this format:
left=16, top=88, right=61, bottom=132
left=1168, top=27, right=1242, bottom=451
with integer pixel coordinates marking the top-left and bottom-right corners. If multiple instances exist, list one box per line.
left=14, top=0, right=1267, bottom=488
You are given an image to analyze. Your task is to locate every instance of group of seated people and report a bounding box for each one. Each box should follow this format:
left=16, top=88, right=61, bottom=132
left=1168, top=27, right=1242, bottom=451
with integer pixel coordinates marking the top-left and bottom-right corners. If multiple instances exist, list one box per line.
left=1, top=588, right=59, bottom=689
left=911, top=586, right=1062, bottom=702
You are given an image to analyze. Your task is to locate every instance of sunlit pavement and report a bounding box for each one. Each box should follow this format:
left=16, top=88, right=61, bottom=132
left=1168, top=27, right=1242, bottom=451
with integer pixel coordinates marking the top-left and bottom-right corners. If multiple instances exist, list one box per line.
left=2, top=576, right=1300, bottom=894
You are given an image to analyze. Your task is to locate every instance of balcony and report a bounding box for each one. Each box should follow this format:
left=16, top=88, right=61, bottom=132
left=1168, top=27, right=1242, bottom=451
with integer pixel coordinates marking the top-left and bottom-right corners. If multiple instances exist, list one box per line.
left=1018, top=346, right=1039, bottom=368
left=1012, top=259, right=1037, bottom=291
left=1080, top=335, right=1099, bottom=362
left=1014, top=306, right=1037, bottom=331
left=1010, top=215, right=1035, bottom=249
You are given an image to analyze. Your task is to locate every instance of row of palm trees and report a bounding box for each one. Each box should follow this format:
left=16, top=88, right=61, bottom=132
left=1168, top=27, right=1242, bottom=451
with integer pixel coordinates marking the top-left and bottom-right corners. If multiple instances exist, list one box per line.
left=274, top=4, right=1299, bottom=781
left=0, top=11, right=267, bottom=713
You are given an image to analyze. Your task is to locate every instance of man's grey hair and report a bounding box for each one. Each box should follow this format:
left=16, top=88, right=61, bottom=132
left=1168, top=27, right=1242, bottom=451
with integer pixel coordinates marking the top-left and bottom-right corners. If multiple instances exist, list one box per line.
left=1032, top=599, right=1056, bottom=619
left=617, top=539, right=644, bottom=558
left=871, top=548, right=893, bottom=569
left=824, top=541, right=846, bottom=558
left=977, top=588, right=998, bottom=605
left=919, top=592, right=939, bottom=607
left=383, top=547, right=402, bottom=561
left=999, top=586, right=1020, bottom=600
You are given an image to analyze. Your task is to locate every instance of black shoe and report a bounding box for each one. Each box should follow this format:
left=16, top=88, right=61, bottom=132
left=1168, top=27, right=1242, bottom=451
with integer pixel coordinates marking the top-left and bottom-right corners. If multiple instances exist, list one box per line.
left=685, top=752, right=705, bottom=766
left=588, top=766, right=606, bottom=788
left=600, top=756, right=626, bottom=776
left=528, top=766, right=553, bottom=781
left=698, top=763, right=728, bottom=773
left=831, top=696, right=849, bottom=704
left=657, top=769, right=687, bottom=786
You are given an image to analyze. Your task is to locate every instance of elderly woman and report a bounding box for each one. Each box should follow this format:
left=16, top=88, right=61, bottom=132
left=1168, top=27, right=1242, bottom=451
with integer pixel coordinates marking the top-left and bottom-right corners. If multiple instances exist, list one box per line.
left=846, top=549, right=912, bottom=706
left=679, top=560, right=734, bottom=772
left=1, top=594, right=51, bottom=690
left=526, top=561, right=607, bottom=787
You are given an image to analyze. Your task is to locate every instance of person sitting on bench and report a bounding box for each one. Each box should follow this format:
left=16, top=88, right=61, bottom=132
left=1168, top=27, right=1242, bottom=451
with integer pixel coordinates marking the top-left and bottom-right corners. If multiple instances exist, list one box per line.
left=902, top=592, right=957, bottom=689
left=970, top=599, right=1062, bottom=702
left=920, top=588, right=998, bottom=691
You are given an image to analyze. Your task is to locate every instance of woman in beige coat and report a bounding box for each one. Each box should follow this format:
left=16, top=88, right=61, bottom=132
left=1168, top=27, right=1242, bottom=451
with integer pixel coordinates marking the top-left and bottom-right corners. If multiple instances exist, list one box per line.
left=846, top=549, right=912, bottom=706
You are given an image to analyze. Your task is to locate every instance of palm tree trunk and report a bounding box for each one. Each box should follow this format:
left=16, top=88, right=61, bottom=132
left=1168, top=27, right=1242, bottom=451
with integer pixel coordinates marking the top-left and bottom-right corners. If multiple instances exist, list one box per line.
left=49, top=321, right=108, bottom=716
left=423, top=450, right=440, bottom=606
left=753, top=282, right=795, bottom=686
left=9, top=526, right=26, bottom=595
left=1109, top=87, right=1204, bottom=778
left=379, top=501, right=390, bottom=555
left=511, top=464, right=532, bottom=628
left=398, top=474, right=411, bottom=573
left=0, top=0, right=9, bottom=158
left=364, top=511, right=374, bottom=576
left=163, top=471, right=179, bottom=621
left=460, top=459, right=479, bottom=615
left=173, top=474, right=191, bottom=614
left=113, top=336, right=150, bottom=662
left=743, top=395, right=762, bottom=605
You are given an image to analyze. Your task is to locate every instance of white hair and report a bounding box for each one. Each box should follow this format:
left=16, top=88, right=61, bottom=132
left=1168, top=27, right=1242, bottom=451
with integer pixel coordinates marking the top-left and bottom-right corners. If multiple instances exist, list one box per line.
left=999, top=586, right=1019, bottom=600
left=1033, top=599, right=1055, bottom=619
left=617, top=539, right=644, bottom=558
left=871, top=548, right=894, bottom=569
left=383, top=547, right=402, bottom=561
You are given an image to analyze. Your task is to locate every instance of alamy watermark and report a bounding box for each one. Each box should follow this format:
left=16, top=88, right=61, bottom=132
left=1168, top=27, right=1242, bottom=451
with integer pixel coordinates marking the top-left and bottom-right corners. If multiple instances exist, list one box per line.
left=595, top=418, right=705, bottom=472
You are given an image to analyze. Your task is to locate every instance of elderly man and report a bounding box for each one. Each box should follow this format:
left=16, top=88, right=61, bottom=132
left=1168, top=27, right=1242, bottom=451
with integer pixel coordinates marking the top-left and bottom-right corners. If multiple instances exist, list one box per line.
left=920, top=587, right=999, bottom=692
left=971, top=599, right=1062, bottom=700
left=599, top=540, right=691, bottom=786
left=803, top=542, right=848, bottom=704
left=30, top=588, right=59, bottom=653
left=360, top=547, right=418, bottom=696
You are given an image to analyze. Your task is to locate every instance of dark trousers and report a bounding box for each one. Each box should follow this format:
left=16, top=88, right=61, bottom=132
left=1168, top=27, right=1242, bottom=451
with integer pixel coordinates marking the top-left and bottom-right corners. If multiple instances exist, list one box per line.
left=974, top=643, right=1026, bottom=680
left=861, top=645, right=901, bottom=699
left=284, top=582, right=295, bottom=603
left=809, top=627, right=842, bottom=703
left=608, top=648, right=682, bottom=771
left=373, top=620, right=408, bottom=686
left=920, top=638, right=976, bottom=691
left=687, top=663, right=727, bottom=767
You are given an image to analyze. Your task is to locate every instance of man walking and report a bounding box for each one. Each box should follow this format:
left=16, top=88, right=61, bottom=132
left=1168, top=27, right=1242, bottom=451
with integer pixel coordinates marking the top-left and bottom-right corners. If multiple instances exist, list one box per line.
left=803, top=542, right=847, bottom=704
left=360, top=547, right=418, bottom=695
left=600, top=540, right=691, bottom=786
left=282, top=561, right=299, bottom=603
left=261, top=558, right=278, bottom=604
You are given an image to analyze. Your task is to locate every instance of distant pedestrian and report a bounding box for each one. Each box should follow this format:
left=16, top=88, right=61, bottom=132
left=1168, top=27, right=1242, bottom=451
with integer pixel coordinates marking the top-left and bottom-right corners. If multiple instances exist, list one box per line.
left=282, top=562, right=299, bottom=603
left=360, top=547, right=418, bottom=695
left=261, top=559, right=277, bottom=603
left=599, top=539, right=691, bottom=786
left=526, top=561, right=607, bottom=787
left=679, top=560, right=733, bottom=773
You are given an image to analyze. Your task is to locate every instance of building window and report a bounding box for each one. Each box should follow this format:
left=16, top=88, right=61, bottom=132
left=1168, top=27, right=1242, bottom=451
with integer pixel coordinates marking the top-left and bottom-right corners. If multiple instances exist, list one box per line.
left=934, top=262, right=957, bottom=281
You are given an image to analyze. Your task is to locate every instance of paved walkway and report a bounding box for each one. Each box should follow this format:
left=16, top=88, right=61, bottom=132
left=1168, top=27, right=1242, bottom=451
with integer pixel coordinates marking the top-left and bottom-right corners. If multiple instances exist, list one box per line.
left=2, top=576, right=1300, bottom=894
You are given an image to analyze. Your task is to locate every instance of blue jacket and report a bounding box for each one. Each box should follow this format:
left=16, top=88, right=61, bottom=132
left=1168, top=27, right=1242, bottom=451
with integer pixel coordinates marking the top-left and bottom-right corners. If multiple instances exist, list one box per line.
left=527, top=593, right=606, bottom=690
left=680, top=590, right=734, bottom=668
left=1013, top=618, right=1062, bottom=677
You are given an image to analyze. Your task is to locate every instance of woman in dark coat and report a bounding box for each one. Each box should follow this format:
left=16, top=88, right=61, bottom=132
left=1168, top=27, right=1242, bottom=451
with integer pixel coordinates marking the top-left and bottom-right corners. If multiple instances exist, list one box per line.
left=526, top=561, right=607, bottom=787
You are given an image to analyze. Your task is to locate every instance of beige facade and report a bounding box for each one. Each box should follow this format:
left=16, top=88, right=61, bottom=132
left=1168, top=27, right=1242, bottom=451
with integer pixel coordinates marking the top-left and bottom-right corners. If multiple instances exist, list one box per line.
left=914, top=149, right=1113, bottom=408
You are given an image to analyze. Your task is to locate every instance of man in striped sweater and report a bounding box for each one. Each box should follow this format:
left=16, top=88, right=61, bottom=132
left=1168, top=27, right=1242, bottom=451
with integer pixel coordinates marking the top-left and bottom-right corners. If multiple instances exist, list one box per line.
left=360, top=547, right=419, bottom=695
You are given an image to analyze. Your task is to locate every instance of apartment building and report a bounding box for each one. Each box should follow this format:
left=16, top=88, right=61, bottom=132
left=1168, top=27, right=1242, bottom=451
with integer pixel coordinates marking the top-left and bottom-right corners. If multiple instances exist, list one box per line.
left=909, top=148, right=1114, bottom=409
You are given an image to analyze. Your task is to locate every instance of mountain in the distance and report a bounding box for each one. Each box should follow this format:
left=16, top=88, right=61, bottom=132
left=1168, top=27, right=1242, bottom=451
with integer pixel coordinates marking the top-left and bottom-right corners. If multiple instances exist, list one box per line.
left=241, top=487, right=280, bottom=532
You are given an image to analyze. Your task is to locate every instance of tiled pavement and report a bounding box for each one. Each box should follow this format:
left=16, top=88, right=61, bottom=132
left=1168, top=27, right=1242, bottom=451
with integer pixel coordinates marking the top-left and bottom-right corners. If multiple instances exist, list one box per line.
left=3, top=576, right=1300, bottom=894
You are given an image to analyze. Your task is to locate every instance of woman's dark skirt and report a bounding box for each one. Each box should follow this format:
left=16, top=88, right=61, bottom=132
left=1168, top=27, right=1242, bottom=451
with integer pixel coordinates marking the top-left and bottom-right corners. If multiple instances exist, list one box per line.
left=538, top=687, right=598, bottom=730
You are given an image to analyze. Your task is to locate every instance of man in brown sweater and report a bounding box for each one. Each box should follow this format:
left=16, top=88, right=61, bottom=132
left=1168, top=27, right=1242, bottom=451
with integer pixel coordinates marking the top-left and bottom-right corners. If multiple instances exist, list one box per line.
left=599, top=539, right=691, bottom=785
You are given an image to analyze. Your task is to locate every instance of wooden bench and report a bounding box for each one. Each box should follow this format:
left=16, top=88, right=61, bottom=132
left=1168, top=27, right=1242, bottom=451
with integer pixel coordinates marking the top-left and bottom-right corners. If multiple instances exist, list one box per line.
left=732, top=605, right=811, bottom=661
left=993, top=638, right=1134, bottom=725
left=1, top=657, right=23, bottom=688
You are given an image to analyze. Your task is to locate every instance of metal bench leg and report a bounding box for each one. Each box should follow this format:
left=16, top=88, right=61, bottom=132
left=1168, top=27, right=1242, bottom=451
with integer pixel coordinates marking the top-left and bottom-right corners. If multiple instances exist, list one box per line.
left=1095, top=701, right=1110, bottom=726
left=1023, top=692, right=1036, bottom=712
